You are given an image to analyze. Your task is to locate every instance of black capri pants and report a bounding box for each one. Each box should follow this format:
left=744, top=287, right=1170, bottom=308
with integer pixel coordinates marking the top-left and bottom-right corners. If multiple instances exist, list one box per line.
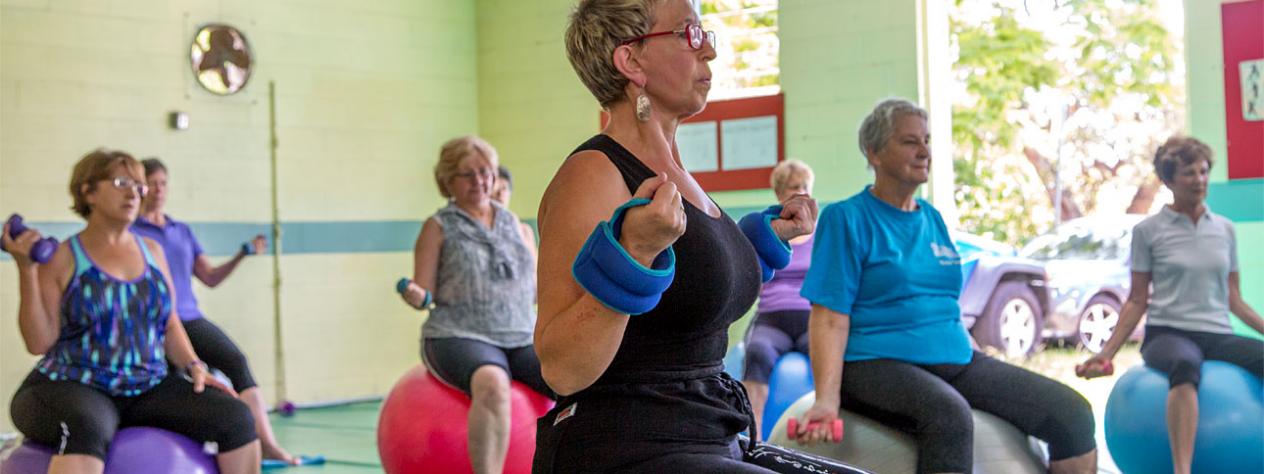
left=838, top=352, right=1096, bottom=474
left=10, top=370, right=257, bottom=460
left=183, top=317, right=257, bottom=392
left=1141, top=325, right=1264, bottom=388
left=422, top=337, right=553, bottom=398
left=743, top=310, right=810, bottom=384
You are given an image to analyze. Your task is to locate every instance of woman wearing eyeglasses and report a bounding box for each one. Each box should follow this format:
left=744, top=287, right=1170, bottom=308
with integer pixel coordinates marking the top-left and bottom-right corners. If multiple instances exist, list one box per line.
left=396, top=135, right=551, bottom=474
left=4, top=149, right=260, bottom=473
left=130, top=158, right=313, bottom=466
left=532, top=2, right=862, bottom=472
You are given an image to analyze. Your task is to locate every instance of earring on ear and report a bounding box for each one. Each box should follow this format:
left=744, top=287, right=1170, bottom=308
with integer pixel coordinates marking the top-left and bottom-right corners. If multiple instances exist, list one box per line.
left=636, top=88, right=652, bottom=122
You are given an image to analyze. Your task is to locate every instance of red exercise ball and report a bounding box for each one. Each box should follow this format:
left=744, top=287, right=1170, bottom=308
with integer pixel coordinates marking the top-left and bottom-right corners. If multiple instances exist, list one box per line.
left=377, top=364, right=554, bottom=474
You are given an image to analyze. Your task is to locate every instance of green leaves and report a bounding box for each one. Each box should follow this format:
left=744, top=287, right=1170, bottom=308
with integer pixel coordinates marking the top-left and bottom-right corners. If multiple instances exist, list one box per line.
left=950, top=0, right=1181, bottom=245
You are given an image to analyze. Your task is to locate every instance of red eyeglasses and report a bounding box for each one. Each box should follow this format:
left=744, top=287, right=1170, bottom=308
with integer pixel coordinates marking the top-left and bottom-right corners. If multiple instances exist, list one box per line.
left=621, top=23, right=716, bottom=51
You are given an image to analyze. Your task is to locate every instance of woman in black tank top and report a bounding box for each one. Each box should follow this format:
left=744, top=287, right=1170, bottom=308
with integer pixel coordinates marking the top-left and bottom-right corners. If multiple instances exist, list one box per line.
left=531, top=2, right=862, bottom=472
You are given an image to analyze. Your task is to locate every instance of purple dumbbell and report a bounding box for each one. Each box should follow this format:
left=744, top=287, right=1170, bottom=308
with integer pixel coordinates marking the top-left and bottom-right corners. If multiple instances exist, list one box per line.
left=3, top=214, right=58, bottom=264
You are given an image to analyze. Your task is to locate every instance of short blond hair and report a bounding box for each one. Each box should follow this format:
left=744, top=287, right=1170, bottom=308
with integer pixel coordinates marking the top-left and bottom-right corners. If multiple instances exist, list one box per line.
left=565, top=0, right=663, bottom=108
left=1154, top=136, right=1213, bottom=184
left=434, top=135, right=499, bottom=199
left=770, top=159, right=814, bottom=196
left=69, top=149, right=144, bottom=218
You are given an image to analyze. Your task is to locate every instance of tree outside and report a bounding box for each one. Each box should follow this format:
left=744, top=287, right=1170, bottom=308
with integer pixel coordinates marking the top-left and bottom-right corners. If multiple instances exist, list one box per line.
left=701, top=0, right=780, bottom=100
left=951, top=0, right=1185, bottom=246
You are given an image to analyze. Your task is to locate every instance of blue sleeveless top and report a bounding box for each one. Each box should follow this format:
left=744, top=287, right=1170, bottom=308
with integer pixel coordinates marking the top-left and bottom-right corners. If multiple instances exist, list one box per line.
left=35, top=234, right=173, bottom=396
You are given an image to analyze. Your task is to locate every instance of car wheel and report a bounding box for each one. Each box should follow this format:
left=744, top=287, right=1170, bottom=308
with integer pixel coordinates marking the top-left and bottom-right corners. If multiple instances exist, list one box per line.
left=972, top=281, right=1043, bottom=357
left=1077, top=295, right=1122, bottom=353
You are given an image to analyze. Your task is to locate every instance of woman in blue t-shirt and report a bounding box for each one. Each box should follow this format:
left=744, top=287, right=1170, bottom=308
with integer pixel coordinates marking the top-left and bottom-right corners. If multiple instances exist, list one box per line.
left=793, top=99, right=1098, bottom=474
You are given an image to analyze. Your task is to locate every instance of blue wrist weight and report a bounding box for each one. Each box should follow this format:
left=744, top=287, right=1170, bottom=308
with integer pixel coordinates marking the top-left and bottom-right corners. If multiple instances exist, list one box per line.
left=739, top=205, right=792, bottom=283
left=396, top=277, right=432, bottom=310
left=572, top=198, right=676, bottom=315
left=241, top=242, right=254, bottom=255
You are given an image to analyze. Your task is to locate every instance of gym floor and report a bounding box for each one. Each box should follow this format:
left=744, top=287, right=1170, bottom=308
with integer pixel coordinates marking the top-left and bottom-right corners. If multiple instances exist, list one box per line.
left=269, top=401, right=382, bottom=473
left=271, top=346, right=1140, bottom=473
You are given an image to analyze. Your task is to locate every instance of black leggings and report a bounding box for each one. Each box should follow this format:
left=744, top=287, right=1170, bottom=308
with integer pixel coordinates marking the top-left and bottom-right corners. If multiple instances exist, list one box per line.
left=422, top=337, right=553, bottom=398
left=532, top=372, right=868, bottom=473
left=1141, top=325, right=1264, bottom=388
left=613, top=438, right=870, bottom=473
left=10, top=370, right=257, bottom=460
left=839, top=352, right=1096, bottom=474
left=743, top=310, right=810, bottom=384
left=183, top=317, right=257, bottom=391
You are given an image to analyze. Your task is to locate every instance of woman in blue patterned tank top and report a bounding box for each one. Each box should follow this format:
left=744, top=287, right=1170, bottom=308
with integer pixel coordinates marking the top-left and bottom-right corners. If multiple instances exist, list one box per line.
left=5, top=150, right=260, bottom=473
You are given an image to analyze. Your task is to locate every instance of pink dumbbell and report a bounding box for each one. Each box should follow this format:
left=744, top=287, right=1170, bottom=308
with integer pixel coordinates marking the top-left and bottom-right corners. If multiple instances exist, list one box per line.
left=1075, top=359, right=1114, bottom=379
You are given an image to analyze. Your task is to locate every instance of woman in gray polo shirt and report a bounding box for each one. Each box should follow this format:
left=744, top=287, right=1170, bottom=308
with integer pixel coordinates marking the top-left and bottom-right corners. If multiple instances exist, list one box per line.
left=397, top=135, right=552, bottom=474
left=1080, top=136, right=1263, bottom=474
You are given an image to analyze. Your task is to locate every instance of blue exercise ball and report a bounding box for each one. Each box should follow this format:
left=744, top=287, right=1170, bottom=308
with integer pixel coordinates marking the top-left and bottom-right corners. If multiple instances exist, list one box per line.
left=723, top=342, right=746, bottom=380
left=763, top=352, right=814, bottom=440
left=1105, top=361, right=1263, bottom=474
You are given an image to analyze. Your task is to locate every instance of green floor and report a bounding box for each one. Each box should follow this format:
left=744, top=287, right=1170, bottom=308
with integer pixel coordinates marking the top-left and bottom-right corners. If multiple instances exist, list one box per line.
left=270, top=401, right=384, bottom=473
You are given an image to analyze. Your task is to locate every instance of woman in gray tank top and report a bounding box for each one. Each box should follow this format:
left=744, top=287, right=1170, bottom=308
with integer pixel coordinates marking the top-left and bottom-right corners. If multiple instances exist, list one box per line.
left=397, top=135, right=553, bottom=474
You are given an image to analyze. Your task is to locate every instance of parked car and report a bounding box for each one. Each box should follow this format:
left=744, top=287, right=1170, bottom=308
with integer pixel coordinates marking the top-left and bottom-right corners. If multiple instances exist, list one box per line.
left=1018, top=215, right=1146, bottom=353
left=954, top=232, right=1049, bottom=357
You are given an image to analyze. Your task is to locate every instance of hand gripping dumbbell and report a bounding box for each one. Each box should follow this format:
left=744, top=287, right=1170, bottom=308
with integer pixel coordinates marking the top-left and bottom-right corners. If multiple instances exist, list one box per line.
left=786, top=418, right=844, bottom=443
left=3, top=214, right=58, bottom=264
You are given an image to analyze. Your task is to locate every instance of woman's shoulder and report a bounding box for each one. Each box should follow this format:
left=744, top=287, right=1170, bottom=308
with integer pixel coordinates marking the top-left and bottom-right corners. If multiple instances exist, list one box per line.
left=821, top=189, right=873, bottom=219
left=540, top=148, right=628, bottom=212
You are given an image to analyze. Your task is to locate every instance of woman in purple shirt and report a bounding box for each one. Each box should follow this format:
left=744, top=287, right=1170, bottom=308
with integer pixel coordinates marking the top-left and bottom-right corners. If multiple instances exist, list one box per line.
left=742, top=160, right=816, bottom=424
left=131, top=158, right=303, bottom=466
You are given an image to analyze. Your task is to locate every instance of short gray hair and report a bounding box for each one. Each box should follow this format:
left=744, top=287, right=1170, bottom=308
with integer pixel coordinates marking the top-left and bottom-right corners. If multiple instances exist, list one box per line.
left=858, top=98, right=928, bottom=158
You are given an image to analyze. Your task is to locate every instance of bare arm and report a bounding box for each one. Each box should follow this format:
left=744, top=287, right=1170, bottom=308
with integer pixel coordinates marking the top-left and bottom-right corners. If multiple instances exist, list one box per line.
left=1097, top=272, right=1151, bottom=361
left=1228, top=272, right=1264, bottom=334
left=399, top=217, right=443, bottom=308
left=535, top=152, right=683, bottom=396
left=796, top=304, right=849, bottom=444
left=192, top=234, right=264, bottom=288
left=4, top=225, right=72, bottom=354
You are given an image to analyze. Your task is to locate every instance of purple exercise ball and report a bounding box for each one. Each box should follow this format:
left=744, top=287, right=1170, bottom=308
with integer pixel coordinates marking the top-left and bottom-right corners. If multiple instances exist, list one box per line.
left=0, top=427, right=218, bottom=474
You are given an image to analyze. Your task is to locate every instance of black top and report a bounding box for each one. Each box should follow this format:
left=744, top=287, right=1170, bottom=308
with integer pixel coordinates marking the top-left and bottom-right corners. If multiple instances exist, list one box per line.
left=535, top=135, right=762, bottom=456
left=580, top=134, right=762, bottom=382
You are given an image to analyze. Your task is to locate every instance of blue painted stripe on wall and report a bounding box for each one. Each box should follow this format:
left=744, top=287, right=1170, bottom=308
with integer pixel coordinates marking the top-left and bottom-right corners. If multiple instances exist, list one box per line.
left=6, top=186, right=1254, bottom=261
left=1207, top=179, right=1264, bottom=222
left=280, top=221, right=421, bottom=254
left=4, top=206, right=782, bottom=260
left=1, top=220, right=420, bottom=258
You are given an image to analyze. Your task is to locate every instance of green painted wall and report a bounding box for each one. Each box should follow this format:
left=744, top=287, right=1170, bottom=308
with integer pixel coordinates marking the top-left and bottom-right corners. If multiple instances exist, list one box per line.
left=1185, top=0, right=1264, bottom=337
left=0, top=0, right=477, bottom=431
left=477, top=0, right=920, bottom=218
left=0, top=0, right=934, bottom=433
left=473, top=0, right=924, bottom=348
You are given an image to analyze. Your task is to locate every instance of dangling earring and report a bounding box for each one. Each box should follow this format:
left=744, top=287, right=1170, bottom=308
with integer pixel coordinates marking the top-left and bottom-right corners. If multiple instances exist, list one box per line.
left=636, top=92, right=652, bottom=122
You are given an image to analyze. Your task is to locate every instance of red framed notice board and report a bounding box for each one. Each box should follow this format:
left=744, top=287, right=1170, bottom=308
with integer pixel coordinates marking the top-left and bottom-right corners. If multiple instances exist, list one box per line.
left=601, top=94, right=785, bottom=191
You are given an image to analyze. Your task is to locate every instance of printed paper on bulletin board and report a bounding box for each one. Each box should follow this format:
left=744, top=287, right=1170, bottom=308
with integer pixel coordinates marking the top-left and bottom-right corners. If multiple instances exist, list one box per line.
left=1222, top=0, right=1264, bottom=179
